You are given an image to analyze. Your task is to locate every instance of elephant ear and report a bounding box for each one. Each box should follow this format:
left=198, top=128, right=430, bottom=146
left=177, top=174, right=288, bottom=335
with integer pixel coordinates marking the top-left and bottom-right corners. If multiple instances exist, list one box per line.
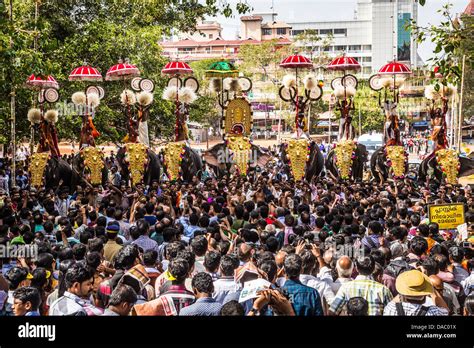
left=251, top=145, right=272, bottom=168
left=459, top=156, right=474, bottom=178
left=202, top=150, right=221, bottom=168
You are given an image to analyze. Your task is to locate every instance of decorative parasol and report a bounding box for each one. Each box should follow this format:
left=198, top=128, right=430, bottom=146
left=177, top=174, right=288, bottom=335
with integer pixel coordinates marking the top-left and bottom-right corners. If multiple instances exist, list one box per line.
left=105, top=59, right=140, bottom=81
left=279, top=54, right=313, bottom=69
left=378, top=61, right=412, bottom=75
left=69, top=65, right=103, bottom=81
left=327, top=55, right=361, bottom=71
left=205, top=61, right=239, bottom=78
left=26, top=74, right=59, bottom=90
left=162, top=61, right=193, bottom=75
left=327, top=55, right=360, bottom=91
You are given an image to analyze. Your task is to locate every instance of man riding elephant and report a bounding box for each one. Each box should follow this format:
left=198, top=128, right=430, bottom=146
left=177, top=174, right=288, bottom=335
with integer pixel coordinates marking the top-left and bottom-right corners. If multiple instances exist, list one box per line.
left=28, top=108, right=73, bottom=192
left=419, top=89, right=474, bottom=185
left=370, top=100, right=408, bottom=183
left=326, top=86, right=367, bottom=181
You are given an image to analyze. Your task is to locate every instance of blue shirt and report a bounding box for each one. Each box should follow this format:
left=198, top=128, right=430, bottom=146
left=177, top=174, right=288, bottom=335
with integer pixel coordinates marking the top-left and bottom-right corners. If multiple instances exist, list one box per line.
left=179, top=217, right=204, bottom=239
left=178, top=297, right=222, bottom=316
left=282, top=279, right=324, bottom=316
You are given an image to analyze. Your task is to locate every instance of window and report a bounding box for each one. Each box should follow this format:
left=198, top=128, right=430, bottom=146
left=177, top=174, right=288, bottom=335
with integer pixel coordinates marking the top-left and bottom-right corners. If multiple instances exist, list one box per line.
left=319, top=29, right=333, bottom=35
left=362, top=45, right=372, bottom=51
left=209, top=34, right=213, bottom=39
left=334, top=28, right=347, bottom=35
left=348, top=45, right=361, bottom=51
left=292, top=29, right=305, bottom=36
left=362, top=56, right=372, bottom=62
left=363, top=67, right=372, bottom=74
left=179, top=47, right=194, bottom=52
left=277, top=28, right=287, bottom=35
left=322, top=46, right=332, bottom=52
left=335, top=45, right=346, bottom=52
left=262, top=28, right=272, bottom=36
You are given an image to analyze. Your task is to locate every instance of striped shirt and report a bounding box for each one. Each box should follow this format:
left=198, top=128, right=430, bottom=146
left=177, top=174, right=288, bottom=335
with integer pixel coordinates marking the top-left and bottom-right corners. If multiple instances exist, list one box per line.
left=330, top=275, right=393, bottom=316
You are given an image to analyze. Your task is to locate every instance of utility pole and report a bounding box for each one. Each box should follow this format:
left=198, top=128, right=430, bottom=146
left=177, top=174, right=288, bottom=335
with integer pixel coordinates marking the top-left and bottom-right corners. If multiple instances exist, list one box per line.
left=457, top=54, right=466, bottom=151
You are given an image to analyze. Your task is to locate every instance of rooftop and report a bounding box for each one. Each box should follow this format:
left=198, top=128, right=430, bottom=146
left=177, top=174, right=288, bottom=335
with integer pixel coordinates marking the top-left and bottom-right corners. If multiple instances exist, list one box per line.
left=240, top=15, right=263, bottom=21
left=161, top=37, right=292, bottom=48
left=261, top=21, right=292, bottom=29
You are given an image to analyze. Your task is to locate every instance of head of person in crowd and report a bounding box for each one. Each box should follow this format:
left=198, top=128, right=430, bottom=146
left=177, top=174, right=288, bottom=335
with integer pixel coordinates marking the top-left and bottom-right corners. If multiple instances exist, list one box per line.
left=107, top=284, right=138, bottom=316
left=64, top=263, right=95, bottom=299
left=12, top=287, right=41, bottom=316
left=219, top=300, right=245, bottom=316
left=346, top=297, right=369, bottom=316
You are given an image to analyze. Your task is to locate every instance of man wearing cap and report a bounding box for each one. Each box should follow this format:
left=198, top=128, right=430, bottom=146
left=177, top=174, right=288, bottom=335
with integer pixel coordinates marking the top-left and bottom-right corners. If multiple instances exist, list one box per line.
left=383, top=270, right=449, bottom=316
left=103, top=221, right=123, bottom=263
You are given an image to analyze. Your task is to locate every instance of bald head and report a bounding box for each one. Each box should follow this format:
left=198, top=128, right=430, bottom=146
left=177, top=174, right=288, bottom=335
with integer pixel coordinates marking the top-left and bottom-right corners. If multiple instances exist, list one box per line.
left=336, top=256, right=354, bottom=278
left=275, top=251, right=287, bottom=268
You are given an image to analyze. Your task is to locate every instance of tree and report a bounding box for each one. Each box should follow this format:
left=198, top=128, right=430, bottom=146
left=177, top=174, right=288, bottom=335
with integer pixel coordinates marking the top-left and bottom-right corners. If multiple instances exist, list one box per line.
left=408, top=3, right=473, bottom=86
left=238, top=39, right=291, bottom=81
left=0, top=0, right=251, bottom=146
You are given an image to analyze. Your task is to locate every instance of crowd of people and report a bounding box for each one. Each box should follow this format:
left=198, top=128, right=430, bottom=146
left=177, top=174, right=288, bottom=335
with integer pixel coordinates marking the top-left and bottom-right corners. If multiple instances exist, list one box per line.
left=0, top=146, right=473, bottom=317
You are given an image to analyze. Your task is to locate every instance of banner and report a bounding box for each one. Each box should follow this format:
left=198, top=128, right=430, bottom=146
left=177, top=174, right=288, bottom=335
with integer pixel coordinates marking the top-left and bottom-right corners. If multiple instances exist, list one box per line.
left=428, top=203, right=465, bottom=230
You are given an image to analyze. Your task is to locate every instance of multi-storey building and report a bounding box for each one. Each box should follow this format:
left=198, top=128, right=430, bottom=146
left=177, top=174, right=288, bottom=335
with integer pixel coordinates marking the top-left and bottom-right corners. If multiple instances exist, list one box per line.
left=289, top=0, right=421, bottom=76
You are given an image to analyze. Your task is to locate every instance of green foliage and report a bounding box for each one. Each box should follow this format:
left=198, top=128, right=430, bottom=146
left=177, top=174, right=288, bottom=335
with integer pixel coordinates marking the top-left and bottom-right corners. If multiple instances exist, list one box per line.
left=238, top=39, right=291, bottom=81
left=408, top=3, right=472, bottom=86
left=0, top=0, right=250, bottom=145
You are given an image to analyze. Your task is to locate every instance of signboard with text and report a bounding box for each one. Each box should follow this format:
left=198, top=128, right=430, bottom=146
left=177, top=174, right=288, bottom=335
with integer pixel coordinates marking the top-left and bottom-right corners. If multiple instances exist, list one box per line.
left=428, top=204, right=465, bottom=230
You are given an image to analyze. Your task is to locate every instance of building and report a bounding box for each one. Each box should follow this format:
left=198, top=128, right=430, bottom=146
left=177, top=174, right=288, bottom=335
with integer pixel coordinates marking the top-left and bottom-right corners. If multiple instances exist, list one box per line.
left=161, top=16, right=292, bottom=61
left=289, top=0, right=421, bottom=75
left=177, top=21, right=223, bottom=42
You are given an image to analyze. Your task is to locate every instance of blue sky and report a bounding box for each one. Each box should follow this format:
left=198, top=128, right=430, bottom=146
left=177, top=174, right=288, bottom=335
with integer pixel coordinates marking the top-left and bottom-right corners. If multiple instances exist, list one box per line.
left=206, top=0, right=468, bottom=62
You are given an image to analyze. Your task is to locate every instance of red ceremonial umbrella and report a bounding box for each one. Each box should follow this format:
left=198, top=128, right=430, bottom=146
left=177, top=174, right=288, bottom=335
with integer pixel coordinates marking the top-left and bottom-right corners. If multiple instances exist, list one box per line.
left=69, top=65, right=102, bottom=81
left=327, top=55, right=361, bottom=72
left=280, top=54, right=313, bottom=69
left=26, top=74, right=59, bottom=90
left=378, top=61, right=412, bottom=101
left=279, top=54, right=313, bottom=88
left=105, top=60, right=140, bottom=81
left=161, top=61, right=193, bottom=75
left=378, top=61, right=412, bottom=75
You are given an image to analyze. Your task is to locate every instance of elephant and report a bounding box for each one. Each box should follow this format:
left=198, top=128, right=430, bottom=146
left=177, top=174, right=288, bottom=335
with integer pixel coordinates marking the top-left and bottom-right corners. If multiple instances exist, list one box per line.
left=418, top=153, right=474, bottom=185
left=71, top=152, right=108, bottom=188
left=43, top=156, right=74, bottom=192
left=178, top=145, right=203, bottom=182
left=326, top=143, right=368, bottom=181
left=370, top=146, right=409, bottom=184
left=202, top=142, right=272, bottom=178
left=116, top=146, right=161, bottom=186
left=279, top=141, right=324, bottom=182
left=159, top=144, right=203, bottom=182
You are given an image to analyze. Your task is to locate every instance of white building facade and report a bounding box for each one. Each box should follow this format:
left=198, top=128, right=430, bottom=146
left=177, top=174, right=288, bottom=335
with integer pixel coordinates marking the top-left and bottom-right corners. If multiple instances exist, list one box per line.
left=289, top=0, right=420, bottom=76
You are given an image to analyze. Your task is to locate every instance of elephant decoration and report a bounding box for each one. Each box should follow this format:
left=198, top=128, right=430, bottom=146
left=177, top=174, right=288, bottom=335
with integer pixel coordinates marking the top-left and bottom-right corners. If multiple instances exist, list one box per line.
left=279, top=140, right=324, bottom=182
left=278, top=73, right=324, bottom=181
left=115, top=79, right=161, bottom=186
left=70, top=90, right=108, bottom=187
left=418, top=84, right=474, bottom=185
left=370, top=100, right=408, bottom=183
left=325, top=76, right=368, bottom=181
left=27, top=107, right=74, bottom=192
left=368, top=73, right=409, bottom=184
left=161, top=75, right=203, bottom=182
left=202, top=76, right=272, bottom=177
left=116, top=145, right=161, bottom=186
